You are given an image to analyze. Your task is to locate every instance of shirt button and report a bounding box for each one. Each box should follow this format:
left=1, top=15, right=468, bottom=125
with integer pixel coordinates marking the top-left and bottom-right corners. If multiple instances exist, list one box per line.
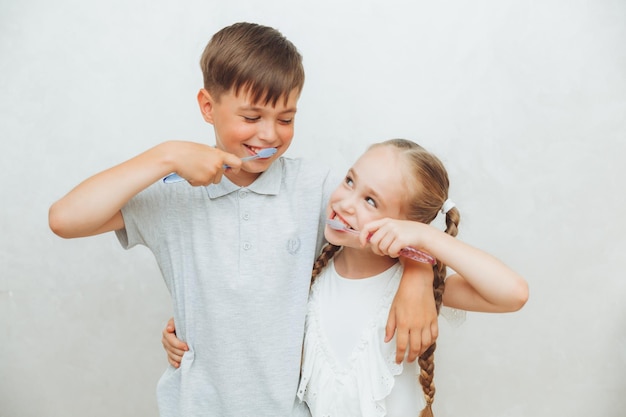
left=243, top=242, right=251, bottom=250
left=242, top=212, right=250, bottom=220
left=238, top=190, right=248, bottom=199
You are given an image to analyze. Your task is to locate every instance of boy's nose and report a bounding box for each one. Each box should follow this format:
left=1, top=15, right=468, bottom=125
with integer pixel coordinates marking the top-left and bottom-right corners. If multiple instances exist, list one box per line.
left=258, top=121, right=278, bottom=142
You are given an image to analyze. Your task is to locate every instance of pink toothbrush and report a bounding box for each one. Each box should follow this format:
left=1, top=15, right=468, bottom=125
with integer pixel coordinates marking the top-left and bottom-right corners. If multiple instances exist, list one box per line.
left=325, top=218, right=437, bottom=265
left=163, top=147, right=278, bottom=183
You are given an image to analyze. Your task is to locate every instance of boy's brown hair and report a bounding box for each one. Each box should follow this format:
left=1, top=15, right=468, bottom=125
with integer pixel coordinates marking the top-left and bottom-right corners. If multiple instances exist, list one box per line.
left=200, top=22, right=305, bottom=106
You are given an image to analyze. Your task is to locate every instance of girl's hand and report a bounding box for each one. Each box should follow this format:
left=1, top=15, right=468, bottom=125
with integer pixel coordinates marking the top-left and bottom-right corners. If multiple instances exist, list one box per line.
left=161, top=317, right=188, bottom=368
left=362, top=218, right=430, bottom=258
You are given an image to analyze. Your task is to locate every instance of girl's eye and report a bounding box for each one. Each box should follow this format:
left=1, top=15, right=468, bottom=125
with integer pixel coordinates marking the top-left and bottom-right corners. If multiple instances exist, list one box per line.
left=344, top=176, right=354, bottom=187
left=278, top=118, right=293, bottom=125
left=365, top=197, right=377, bottom=208
left=243, top=116, right=260, bottom=122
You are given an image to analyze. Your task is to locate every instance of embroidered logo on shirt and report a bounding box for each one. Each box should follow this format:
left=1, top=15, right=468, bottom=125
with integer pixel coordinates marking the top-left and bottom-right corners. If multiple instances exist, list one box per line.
left=287, top=238, right=301, bottom=254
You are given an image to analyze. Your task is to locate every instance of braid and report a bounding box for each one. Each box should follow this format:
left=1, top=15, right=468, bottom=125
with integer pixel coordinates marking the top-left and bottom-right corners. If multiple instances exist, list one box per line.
left=417, top=267, right=444, bottom=417
left=311, top=244, right=341, bottom=285
left=418, top=207, right=460, bottom=417
left=356, top=139, right=462, bottom=416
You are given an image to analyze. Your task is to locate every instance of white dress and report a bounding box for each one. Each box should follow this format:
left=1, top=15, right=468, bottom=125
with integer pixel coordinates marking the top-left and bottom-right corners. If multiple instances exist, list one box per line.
left=297, top=260, right=425, bottom=417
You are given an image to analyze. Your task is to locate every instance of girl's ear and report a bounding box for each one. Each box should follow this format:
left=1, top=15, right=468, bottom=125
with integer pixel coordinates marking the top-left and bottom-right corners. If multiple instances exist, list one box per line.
left=197, top=89, right=215, bottom=124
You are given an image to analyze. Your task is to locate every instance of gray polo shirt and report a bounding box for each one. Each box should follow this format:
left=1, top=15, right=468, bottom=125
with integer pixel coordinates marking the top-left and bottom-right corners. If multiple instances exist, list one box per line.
left=116, top=157, right=337, bottom=417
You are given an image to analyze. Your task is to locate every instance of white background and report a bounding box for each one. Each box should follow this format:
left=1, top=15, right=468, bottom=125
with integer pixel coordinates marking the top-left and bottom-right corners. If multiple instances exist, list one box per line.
left=1, top=1, right=625, bottom=416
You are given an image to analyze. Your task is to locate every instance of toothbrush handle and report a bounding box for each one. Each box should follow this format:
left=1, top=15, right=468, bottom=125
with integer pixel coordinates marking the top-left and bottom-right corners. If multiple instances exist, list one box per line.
left=162, top=157, right=256, bottom=183
left=162, top=150, right=275, bottom=184
left=162, top=161, right=237, bottom=183
left=399, top=247, right=437, bottom=265
left=163, top=173, right=185, bottom=183
left=341, top=224, right=436, bottom=265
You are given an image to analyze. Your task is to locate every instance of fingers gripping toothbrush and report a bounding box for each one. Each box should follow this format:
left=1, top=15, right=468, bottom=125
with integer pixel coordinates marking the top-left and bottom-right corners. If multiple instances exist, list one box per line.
left=325, top=218, right=437, bottom=265
left=163, top=147, right=278, bottom=184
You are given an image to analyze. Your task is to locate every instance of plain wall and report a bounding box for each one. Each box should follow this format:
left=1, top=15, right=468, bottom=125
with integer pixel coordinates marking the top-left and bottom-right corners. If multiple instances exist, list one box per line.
left=1, top=0, right=625, bottom=416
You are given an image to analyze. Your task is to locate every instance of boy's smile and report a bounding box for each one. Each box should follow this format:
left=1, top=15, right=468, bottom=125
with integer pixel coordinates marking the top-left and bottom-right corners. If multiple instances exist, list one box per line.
left=198, top=88, right=299, bottom=186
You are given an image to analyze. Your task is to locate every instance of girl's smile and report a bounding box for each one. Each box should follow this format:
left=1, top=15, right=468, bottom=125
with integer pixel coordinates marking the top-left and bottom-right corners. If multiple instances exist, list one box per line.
left=326, top=145, right=408, bottom=248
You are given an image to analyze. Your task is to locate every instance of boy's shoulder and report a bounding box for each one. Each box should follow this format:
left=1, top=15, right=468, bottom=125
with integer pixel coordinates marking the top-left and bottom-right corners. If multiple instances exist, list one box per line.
left=278, top=155, right=333, bottom=178
left=274, top=156, right=338, bottom=195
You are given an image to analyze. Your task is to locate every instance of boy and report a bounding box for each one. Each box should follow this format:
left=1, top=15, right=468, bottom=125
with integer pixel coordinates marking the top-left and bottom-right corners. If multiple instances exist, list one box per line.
left=49, top=22, right=437, bottom=417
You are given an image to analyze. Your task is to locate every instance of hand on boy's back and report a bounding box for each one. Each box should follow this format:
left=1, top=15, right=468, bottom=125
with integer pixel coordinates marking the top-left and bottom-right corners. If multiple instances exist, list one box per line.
left=162, top=317, right=188, bottom=368
left=168, top=141, right=242, bottom=186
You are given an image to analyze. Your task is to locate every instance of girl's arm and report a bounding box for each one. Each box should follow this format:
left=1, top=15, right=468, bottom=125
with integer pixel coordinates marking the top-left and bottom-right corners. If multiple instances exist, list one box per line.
left=364, top=219, right=529, bottom=313
left=162, top=317, right=189, bottom=368
left=386, top=260, right=438, bottom=363
left=428, top=234, right=528, bottom=312
left=49, top=141, right=241, bottom=238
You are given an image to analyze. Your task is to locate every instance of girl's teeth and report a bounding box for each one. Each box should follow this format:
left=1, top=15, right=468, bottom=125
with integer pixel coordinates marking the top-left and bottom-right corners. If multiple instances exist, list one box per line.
left=333, top=214, right=351, bottom=229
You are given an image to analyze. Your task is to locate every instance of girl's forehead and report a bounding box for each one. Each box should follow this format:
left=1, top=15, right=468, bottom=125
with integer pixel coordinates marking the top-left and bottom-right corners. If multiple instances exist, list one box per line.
left=353, top=147, right=411, bottom=201
left=354, top=146, right=405, bottom=179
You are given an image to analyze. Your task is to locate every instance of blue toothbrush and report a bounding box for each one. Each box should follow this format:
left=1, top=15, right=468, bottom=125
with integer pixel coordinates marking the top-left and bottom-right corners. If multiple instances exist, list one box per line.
left=163, top=147, right=278, bottom=183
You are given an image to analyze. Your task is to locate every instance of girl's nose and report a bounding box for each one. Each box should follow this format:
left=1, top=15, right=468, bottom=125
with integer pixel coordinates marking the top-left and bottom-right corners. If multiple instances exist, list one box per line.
left=337, top=195, right=356, bottom=214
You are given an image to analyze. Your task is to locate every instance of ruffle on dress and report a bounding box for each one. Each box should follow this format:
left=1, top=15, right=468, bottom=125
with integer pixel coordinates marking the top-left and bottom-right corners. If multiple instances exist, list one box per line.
left=297, top=267, right=405, bottom=417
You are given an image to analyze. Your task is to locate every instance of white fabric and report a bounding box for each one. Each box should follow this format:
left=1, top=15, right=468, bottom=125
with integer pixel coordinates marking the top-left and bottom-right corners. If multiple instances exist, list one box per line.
left=298, top=261, right=425, bottom=417
left=117, top=157, right=339, bottom=417
left=441, top=198, right=455, bottom=214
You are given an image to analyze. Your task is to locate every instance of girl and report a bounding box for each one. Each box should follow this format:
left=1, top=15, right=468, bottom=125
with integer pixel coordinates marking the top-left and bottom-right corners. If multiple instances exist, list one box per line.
left=164, top=139, right=528, bottom=417
left=297, top=138, right=527, bottom=417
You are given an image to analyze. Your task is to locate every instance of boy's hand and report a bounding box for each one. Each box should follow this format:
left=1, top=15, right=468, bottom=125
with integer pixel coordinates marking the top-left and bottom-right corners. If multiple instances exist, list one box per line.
left=168, top=141, right=242, bottom=186
left=360, top=217, right=438, bottom=362
left=385, top=260, right=438, bottom=363
left=161, top=317, right=188, bottom=368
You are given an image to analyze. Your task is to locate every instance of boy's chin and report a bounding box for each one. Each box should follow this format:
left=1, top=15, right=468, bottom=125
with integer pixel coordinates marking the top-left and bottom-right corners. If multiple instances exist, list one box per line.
left=242, top=160, right=273, bottom=173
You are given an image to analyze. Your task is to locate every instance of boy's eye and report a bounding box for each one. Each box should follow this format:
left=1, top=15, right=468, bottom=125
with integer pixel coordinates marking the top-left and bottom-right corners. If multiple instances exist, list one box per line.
left=243, top=116, right=260, bottom=122
left=344, top=176, right=354, bottom=187
left=365, top=197, right=377, bottom=208
left=278, top=118, right=293, bottom=125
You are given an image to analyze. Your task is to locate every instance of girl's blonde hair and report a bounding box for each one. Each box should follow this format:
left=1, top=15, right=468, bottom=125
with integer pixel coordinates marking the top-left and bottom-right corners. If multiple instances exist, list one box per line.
left=311, top=138, right=459, bottom=417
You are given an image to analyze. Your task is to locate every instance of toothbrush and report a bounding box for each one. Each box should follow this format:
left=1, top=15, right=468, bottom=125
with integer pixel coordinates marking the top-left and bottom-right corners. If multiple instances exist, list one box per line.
left=163, top=147, right=278, bottom=184
left=325, top=218, right=437, bottom=265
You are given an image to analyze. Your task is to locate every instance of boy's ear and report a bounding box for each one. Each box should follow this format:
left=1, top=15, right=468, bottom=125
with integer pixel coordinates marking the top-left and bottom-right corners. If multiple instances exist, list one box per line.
left=197, top=89, right=215, bottom=124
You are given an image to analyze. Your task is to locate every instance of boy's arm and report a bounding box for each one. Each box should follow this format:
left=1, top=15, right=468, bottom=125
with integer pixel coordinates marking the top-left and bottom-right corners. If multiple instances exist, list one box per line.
left=386, top=260, right=437, bottom=364
left=49, top=141, right=241, bottom=238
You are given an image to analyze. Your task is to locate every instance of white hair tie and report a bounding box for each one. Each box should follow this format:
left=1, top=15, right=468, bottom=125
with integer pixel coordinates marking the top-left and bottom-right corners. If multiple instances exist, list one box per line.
left=441, top=199, right=456, bottom=214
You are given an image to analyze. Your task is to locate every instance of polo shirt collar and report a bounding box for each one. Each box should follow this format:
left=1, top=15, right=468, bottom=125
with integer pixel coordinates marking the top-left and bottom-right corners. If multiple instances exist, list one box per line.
left=205, top=158, right=283, bottom=199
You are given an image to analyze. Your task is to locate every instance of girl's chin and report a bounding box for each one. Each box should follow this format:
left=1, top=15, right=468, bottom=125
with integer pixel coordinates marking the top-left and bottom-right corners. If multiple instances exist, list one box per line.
left=323, top=230, right=342, bottom=246
left=324, top=230, right=357, bottom=248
